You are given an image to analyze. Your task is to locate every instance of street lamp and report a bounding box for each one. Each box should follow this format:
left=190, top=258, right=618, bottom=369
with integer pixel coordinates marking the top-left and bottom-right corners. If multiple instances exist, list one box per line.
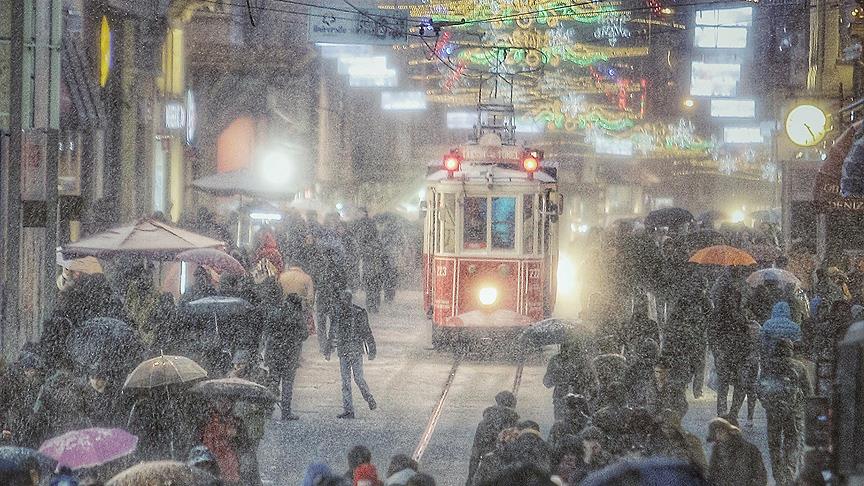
left=259, top=150, right=293, bottom=186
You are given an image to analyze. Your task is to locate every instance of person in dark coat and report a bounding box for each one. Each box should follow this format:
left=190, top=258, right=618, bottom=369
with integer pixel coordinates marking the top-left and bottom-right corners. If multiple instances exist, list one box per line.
left=0, top=351, right=45, bottom=448
left=127, top=384, right=197, bottom=461
left=180, top=266, right=217, bottom=305
left=547, top=394, right=590, bottom=468
left=759, top=339, right=811, bottom=486
left=263, top=286, right=308, bottom=421
left=664, top=298, right=707, bottom=399
left=622, top=339, right=659, bottom=408
left=471, top=426, right=521, bottom=486
left=543, top=340, right=594, bottom=420
left=361, top=238, right=387, bottom=314
left=344, top=445, right=373, bottom=481
left=709, top=289, right=752, bottom=417
left=647, top=356, right=688, bottom=419
left=619, top=294, right=660, bottom=359
left=466, top=391, right=519, bottom=486
left=326, top=291, right=376, bottom=419
left=761, top=301, right=803, bottom=359
left=706, top=417, right=767, bottom=486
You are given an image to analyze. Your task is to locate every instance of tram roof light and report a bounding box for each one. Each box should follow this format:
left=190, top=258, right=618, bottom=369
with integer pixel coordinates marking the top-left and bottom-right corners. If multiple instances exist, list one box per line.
left=443, top=150, right=462, bottom=175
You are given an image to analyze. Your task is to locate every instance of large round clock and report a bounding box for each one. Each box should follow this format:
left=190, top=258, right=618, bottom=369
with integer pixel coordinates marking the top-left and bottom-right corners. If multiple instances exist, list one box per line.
left=785, top=104, right=829, bottom=147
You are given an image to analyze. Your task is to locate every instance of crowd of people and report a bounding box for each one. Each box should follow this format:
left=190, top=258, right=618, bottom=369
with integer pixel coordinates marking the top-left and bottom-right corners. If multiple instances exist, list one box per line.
left=0, top=207, right=406, bottom=485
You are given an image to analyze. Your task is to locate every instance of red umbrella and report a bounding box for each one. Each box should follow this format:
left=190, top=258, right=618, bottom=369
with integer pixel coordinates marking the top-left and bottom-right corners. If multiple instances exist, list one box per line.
left=174, top=248, right=245, bottom=275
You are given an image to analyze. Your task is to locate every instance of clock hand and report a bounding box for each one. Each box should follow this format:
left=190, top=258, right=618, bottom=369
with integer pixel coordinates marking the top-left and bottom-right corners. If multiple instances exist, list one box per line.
left=804, top=123, right=816, bottom=139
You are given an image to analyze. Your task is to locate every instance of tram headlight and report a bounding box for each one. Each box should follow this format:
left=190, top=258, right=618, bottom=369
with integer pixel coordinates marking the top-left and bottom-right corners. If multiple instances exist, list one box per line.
left=478, top=287, right=498, bottom=306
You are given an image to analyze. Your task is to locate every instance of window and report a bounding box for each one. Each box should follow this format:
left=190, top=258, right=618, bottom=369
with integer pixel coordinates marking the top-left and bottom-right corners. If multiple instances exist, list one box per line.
left=491, top=197, right=516, bottom=250
left=439, top=193, right=456, bottom=253
left=695, top=7, right=751, bottom=48
left=523, top=195, right=536, bottom=254
left=690, top=61, right=741, bottom=97
left=463, top=197, right=488, bottom=249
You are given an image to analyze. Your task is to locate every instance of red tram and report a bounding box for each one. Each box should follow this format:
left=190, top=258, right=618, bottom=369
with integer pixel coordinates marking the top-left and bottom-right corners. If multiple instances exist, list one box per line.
left=422, top=133, right=562, bottom=345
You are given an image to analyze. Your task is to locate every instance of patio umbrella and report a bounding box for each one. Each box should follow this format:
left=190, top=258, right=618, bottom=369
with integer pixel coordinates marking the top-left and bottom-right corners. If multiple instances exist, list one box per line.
left=66, top=318, right=145, bottom=377
left=190, top=377, right=278, bottom=403
left=39, top=428, right=138, bottom=470
left=106, top=460, right=218, bottom=486
left=644, top=208, right=693, bottom=229
left=56, top=249, right=103, bottom=274
left=191, top=167, right=299, bottom=199
left=61, top=218, right=225, bottom=260
left=175, top=248, right=245, bottom=275
left=746, top=268, right=802, bottom=288
left=123, top=355, right=207, bottom=390
left=689, top=245, right=756, bottom=266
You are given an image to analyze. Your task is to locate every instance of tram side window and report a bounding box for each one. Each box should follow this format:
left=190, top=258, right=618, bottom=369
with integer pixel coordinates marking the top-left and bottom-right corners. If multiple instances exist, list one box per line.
left=463, top=197, right=488, bottom=249
left=523, top=195, right=535, bottom=254
left=491, top=197, right=516, bottom=250
left=439, top=193, right=456, bottom=253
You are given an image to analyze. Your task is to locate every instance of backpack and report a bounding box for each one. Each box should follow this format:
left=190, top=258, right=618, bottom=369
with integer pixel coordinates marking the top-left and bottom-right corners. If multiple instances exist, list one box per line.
left=757, top=365, right=801, bottom=412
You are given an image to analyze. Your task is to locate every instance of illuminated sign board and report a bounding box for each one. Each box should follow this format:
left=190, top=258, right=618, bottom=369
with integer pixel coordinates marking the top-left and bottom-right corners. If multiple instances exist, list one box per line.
left=724, top=126, right=763, bottom=144
left=710, top=99, right=756, bottom=118
left=382, top=91, right=427, bottom=111
left=337, top=55, right=388, bottom=75
left=164, top=102, right=186, bottom=130
left=318, top=43, right=373, bottom=58
left=349, top=70, right=397, bottom=87
left=690, top=61, right=741, bottom=97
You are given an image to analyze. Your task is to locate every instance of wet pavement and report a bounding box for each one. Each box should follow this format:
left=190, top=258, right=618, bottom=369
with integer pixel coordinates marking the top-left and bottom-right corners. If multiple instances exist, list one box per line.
left=258, top=291, right=774, bottom=485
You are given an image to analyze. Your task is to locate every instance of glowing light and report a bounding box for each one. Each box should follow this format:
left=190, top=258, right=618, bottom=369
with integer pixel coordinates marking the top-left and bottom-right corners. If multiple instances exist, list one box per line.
left=785, top=104, right=828, bottom=147
left=556, top=253, right=577, bottom=296
left=522, top=156, right=539, bottom=172
left=683, top=98, right=695, bottom=108
left=730, top=209, right=746, bottom=223
left=249, top=212, right=283, bottom=221
left=259, top=151, right=293, bottom=185
left=99, top=16, right=112, bottom=88
left=711, top=99, right=755, bottom=118
left=444, top=155, right=461, bottom=172
left=478, top=287, right=498, bottom=306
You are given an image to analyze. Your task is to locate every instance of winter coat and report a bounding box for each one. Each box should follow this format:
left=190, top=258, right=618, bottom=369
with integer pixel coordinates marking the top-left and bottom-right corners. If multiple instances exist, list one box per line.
left=511, top=430, right=552, bottom=474
left=548, top=411, right=589, bottom=457
left=707, top=433, right=768, bottom=486
left=709, top=305, right=751, bottom=384
left=622, top=342, right=659, bottom=407
left=760, top=302, right=802, bottom=357
left=254, top=232, right=284, bottom=274
left=466, top=405, right=519, bottom=486
left=758, top=355, right=812, bottom=414
left=544, top=353, right=594, bottom=399
left=647, top=380, right=688, bottom=420
left=620, top=314, right=660, bottom=358
left=0, top=368, right=42, bottom=447
left=278, top=267, right=315, bottom=307
left=127, top=390, right=197, bottom=461
left=384, top=468, right=416, bottom=486
left=327, top=303, right=375, bottom=358
left=202, top=410, right=242, bottom=484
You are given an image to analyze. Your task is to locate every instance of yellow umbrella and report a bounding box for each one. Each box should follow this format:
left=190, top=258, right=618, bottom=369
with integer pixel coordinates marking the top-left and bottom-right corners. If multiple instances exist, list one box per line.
left=688, top=245, right=757, bottom=266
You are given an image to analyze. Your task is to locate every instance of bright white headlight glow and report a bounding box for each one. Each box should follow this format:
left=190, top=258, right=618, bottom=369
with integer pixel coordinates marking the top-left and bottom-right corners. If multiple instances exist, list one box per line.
left=478, top=287, right=498, bottom=306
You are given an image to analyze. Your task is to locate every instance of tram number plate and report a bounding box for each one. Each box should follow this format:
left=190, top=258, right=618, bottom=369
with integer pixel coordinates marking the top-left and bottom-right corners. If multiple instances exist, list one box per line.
left=436, top=266, right=447, bottom=277
left=528, top=268, right=540, bottom=279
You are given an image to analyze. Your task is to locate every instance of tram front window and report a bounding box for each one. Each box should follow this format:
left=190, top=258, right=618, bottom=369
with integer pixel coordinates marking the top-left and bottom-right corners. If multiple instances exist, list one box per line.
left=491, top=197, right=516, bottom=249
left=463, top=197, right=487, bottom=249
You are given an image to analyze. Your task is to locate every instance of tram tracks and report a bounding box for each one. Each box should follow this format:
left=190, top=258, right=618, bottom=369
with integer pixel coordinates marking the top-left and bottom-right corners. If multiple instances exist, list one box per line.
left=412, top=353, right=527, bottom=462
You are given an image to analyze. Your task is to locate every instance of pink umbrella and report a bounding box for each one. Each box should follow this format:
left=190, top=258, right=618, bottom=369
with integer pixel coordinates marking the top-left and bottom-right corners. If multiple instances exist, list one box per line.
left=175, top=248, right=245, bottom=275
left=39, top=428, right=138, bottom=470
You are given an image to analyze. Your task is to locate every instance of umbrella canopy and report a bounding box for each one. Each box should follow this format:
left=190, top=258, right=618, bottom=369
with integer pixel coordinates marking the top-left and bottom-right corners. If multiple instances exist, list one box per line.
left=517, top=318, right=580, bottom=347
left=66, top=318, right=145, bottom=376
left=124, top=355, right=208, bottom=389
left=106, top=460, right=218, bottom=486
left=39, top=428, right=138, bottom=470
left=174, top=248, right=245, bottom=275
left=689, top=245, right=756, bottom=266
left=56, top=249, right=103, bottom=274
left=746, top=268, right=802, bottom=288
left=190, top=377, right=278, bottom=403
left=0, top=446, right=56, bottom=475
left=182, top=296, right=253, bottom=317
left=61, top=219, right=225, bottom=260
left=644, top=208, right=693, bottom=229
left=191, top=168, right=299, bottom=199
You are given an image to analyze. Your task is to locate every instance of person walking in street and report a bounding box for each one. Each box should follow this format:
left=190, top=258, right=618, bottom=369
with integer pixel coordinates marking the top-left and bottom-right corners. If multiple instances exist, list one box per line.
left=466, top=391, right=519, bottom=486
left=706, top=417, right=767, bottom=486
left=758, top=339, right=812, bottom=486
left=326, top=291, right=377, bottom=419
left=761, top=301, right=803, bottom=358
left=279, top=261, right=316, bottom=337
left=709, top=289, right=751, bottom=417
left=263, top=292, right=308, bottom=421
left=543, top=339, right=594, bottom=421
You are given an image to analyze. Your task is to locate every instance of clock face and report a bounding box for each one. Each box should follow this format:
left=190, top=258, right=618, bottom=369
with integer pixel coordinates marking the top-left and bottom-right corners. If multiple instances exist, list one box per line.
left=785, top=104, right=829, bottom=147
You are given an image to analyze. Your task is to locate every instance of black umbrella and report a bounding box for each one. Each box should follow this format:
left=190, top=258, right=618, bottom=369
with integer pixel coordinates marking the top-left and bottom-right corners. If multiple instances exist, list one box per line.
left=66, top=318, right=145, bottom=376
left=684, top=229, right=726, bottom=253
left=644, top=208, right=694, bottom=229
left=182, top=296, right=252, bottom=317
left=0, top=446, right=57, bottom=475
left=189, top=377, right=277, bottom=403
left=517, top=319, right=580, bottom=347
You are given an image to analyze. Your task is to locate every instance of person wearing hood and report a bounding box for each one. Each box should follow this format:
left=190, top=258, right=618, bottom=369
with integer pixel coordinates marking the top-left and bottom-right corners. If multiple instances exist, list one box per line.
left=466, top=391, right=519, bottom=486
left=384, top=454, right=417, bottom=486
left=761, top=301, right=803, bottom=358
left=543, top=339, right=594, bottom=420
left=758, top=339, right=811, bottom=486
left=303, top=463, right=334, bottom=486
left=706, top=417, right=767, bottom=486
left=353, top=463, right=382, bottom=486
left=188, top=445, right=221, bottom=478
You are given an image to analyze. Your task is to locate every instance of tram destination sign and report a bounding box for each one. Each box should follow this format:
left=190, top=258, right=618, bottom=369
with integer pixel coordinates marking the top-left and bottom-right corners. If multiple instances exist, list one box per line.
left=308, top=6, right=408, bottom=45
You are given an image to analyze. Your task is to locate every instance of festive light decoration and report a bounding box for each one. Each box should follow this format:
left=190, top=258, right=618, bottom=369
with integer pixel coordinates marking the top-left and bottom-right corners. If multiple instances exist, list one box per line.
left=594, top=11, right=632, bottom=46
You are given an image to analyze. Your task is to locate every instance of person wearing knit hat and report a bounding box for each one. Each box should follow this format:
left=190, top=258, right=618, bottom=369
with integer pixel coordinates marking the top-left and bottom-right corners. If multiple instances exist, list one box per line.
left=354, top=463, right=382, bottom=486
